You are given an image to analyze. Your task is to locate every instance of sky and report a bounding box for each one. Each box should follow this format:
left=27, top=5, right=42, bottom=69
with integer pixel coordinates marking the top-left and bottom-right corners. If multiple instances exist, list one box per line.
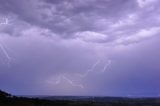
left=0, top=0, right=160, bottom=97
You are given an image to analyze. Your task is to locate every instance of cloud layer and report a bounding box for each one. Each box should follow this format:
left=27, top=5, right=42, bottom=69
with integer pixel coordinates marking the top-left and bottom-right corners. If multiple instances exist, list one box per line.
left=0, top=0, right=160, bottom=96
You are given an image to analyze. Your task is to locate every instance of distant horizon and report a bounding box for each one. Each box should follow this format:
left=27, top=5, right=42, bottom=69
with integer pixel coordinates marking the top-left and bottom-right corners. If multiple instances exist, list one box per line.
left=17, top=95, right=160, bottom=99
left=16, top=94, right=160, bottom=98
left=2, top=89, right=160, bottom=98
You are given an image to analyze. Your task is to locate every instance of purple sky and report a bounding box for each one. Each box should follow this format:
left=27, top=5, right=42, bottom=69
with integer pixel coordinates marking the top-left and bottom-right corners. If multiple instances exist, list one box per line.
left=0, top=0, right=160, bottom=97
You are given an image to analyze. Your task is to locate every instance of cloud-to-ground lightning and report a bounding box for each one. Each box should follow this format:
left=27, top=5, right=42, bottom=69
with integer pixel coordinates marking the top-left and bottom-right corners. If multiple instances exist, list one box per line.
left=0, top=17, right=12, bottom=67
left=0, top=42, right=12, bottom=67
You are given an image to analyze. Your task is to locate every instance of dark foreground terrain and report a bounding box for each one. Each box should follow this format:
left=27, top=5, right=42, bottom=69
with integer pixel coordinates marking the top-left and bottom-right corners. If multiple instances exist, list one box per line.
left=1, top=90, right=160, bottom=106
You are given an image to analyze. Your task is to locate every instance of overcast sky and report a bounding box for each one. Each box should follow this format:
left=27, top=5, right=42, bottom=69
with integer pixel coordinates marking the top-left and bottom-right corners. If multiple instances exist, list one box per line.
left=0, top=0, right=160, bottom=97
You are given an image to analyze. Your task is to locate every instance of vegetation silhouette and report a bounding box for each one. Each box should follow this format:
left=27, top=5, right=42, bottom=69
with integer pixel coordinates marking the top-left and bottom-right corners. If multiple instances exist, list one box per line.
left=0, top=90, right=160, bottom=106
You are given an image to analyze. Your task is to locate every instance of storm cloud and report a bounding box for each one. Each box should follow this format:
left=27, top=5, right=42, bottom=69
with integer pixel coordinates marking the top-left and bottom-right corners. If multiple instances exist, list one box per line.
left=0, top=0, right=160, bottom=96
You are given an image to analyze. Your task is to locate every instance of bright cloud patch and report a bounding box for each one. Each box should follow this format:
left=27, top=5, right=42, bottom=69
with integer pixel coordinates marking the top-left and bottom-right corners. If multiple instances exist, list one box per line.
left=75, top=31, right=108, bottom=43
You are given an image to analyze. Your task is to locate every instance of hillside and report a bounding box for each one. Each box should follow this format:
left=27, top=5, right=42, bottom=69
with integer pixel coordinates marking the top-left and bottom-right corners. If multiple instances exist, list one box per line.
left=0, top=90, right=11, bottom=98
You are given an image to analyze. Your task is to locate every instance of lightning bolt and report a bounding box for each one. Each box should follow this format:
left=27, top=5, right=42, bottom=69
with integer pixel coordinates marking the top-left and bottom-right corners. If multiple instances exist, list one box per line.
left=49, top=59, right=111, bottom=89
left=54, top=74, right=84, bottom=88
left=101, top=60, right=111, bottom=72
left=0, top=17, right=13, bottom=67
left=0, top=41, right=11, bottom=67
left=79, top=60, right=100, bottom=78
left=62, top=75, right=84, bottom=88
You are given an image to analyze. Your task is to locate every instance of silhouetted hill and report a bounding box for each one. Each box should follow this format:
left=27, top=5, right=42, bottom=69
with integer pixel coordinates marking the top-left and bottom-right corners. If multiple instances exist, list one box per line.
left=0, top=90, right=11, bottom=98
left=1, top=90, right=160, bottom=106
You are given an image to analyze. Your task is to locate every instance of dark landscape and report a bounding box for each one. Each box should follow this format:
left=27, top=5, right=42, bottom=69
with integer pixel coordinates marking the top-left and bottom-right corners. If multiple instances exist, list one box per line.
left=1, top=90, right=160, bottom=106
